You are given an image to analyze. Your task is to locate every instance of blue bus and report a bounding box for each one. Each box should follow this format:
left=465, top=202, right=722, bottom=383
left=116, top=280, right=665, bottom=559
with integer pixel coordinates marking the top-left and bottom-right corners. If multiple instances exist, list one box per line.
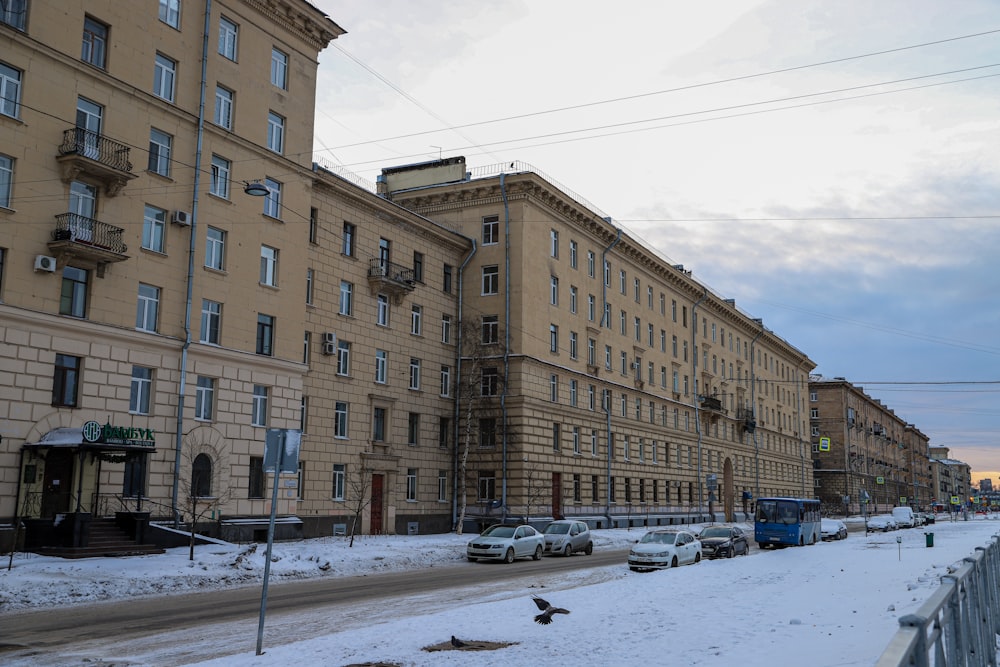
left=754, top=497, right=822, bottom=547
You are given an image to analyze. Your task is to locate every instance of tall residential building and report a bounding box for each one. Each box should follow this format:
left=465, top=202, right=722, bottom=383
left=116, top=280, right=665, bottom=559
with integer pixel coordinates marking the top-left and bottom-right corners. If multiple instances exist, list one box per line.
left=380, top=157, right=817, bottom=527
left=809, top=376, right=931, bottom=513
left=929, top=446, right=972, bottom=509
left=0, top=0, right=343, bottom=549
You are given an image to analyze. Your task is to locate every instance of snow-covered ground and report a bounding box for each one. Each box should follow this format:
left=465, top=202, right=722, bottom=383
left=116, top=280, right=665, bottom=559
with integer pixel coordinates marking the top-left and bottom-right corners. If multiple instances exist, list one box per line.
left=2, top=515, right=998, bottom=666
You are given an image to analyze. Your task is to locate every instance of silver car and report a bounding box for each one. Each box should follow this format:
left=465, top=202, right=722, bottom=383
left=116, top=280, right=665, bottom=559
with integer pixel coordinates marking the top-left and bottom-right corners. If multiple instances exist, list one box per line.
left=467, top=524, right=544, bottom=563
left=542, top=520, right=593, bottom=556
left=628, top=529, right=702, bottom=572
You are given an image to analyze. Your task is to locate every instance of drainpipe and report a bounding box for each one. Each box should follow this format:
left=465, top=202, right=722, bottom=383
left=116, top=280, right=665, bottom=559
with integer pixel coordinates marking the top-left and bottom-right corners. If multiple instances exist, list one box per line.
left=794, top=361, right=806, bottom=497
left=452, top=239, right=477, bottom=530
left=601, top=226, right=621, bottom=526
left=749, top=320, right=764, bottom=503
left=691, top=288, right=708, bottom=520
left=172, top=0, right=211, bottom=527
left=500, top=173, right=511, bottom=522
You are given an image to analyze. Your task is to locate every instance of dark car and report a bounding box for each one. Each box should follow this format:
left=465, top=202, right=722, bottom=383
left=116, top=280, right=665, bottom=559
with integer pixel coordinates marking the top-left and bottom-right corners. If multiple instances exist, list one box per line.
left=698, top=525, right=749, bottom=558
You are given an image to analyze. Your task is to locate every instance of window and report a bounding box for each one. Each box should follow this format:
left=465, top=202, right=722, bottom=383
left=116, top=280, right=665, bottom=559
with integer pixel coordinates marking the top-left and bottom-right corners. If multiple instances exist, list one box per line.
left=440, top=365, right=452, bottom=396
left=550, top=374, right=559, bottom=402
left=479, top=421, right=497, bottom=450
left=60, top=266, right=88, bottom=317
left=300, top=396, right=308, bottom=432
left=305, top=269, right=314, bottom=305
left=303, top=331, right=311, bottom=364
left=587, top=250, right=595, bottom=277
left=214, top=86, right=233, bottom=129
left=218, top=17, right=238, bottom=60
left=256, top=314, right=274, bottom=356
left=336, top=340, right=350, bottom=375
left=334, top=402, right=348, bottom=439
left=270, top=47, right=288, bottom=89
left=1, top=0, right=27, bottom=30
left=438, top=470, right=447, bottom=502
left=135, top=284, right=160, bottom=332
left=339, top=280, right=353, bottom=315
left=81, top=17, right=108, bottom=69
left=376, top=294, right=389, bottom=326
left=407, top=414, right=420, bottom=446
left=210, top=155, right=230, bottom=198
left=409, top=358, right=421, bottom=390
left=482, top=265, right=499, bottom=294
left=0, top=154, right=12, bottom=208
left=550, top=229, right=559, bottom=257
left=413, top=251, right=424, bottom=283
left=142, top=205, right=166, bottom=252
left=569, top=379, right=578, bottom=406
left=266, top=112, right=284, bottom=153
left=482, top=215, right=499, bottom=244
left=251, top=385, right=268, bottom=427
left=159, top=0, right=180, bottom=28
left=406, top=468, right=417, bottom=501
left=309, top=208, right=318, bottom=244
left=572, top=427, right=580, bottom=455
left=194, top=376, right=214, bottom=420
left=549, top=324, right=558, bottom=353
left=332, top=464, right=345, bottom=500
left=482, top=315, right=498, bottom=344
left=260, top=246, right=278, bottom=286
left=552, top=423, right=561, bottom=451
left=200, top=299, right=221, bottom=343
left=588, top=294, right=595, bottom=321
left=148, top=129, right=172, bottom=176
left=410, top=305, right=422, bottom=335
left=441, top=314, right=452, bottom=344
left=375, top=349, right=387, bottom=384
left=481, top=367, right=498, bottom=396
left=569, top=286, right=577, bottom=313
left=205, top=227, right=225, bottom=270
left=52, top=354, right=81, bottom=407
left=153, top=54, right=176, bottom=102
left=439, top=417, right=451, bottom=449
left=342, top=222, right=355, bottom=256
left=124, top=452, right=148, bottom=499
left=0, top=63, right=22, bottom=119
left=443, top=264, right=453, bottom=293
left=372, top=407, right=386, bottom=442
left=249, top=457, right=264, bottom=499
left=192, top=453, right=212, bottom=497
left=130, top=366, right=152, bottom=415
left=550, top=276, right=558, bottom=305
left=263, top=178, right=281, bottom=218
left=569, top=240, right=578, bottom=268
left=569, top=331, right=578, bottom=359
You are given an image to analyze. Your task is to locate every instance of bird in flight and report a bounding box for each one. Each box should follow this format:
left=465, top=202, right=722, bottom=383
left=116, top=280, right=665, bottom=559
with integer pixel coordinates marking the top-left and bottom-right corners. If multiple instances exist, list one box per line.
left=531, top=595, right=570, bottom=625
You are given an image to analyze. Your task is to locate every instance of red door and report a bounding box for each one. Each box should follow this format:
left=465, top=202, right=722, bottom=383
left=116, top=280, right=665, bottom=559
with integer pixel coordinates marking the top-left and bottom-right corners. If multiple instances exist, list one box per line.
left=370, top=474, right=384, bottom=535
left=551, top=472, right=562, bottom=520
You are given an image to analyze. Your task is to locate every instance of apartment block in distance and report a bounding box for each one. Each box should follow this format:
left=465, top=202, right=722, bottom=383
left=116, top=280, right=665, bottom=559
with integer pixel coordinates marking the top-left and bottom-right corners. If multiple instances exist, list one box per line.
left=0, top=0, right=343, bottom=552
left=380, top=157, right=817, bottom=528
left=809, top=376, right=932, bottom=514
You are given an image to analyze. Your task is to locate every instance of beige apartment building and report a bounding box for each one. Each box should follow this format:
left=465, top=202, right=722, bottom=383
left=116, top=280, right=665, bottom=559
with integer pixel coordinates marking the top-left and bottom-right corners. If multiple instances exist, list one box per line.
left=809, top=376, right=932, bottom=514
left=928, top=446, right=972, bottom=511
left=380, top=157, right=817, bottom=528
left=0, top=0, right=344, bottom=551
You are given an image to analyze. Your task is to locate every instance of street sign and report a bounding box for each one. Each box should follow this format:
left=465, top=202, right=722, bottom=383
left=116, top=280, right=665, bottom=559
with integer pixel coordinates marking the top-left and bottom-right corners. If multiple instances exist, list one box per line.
left=706, top=474, right=717, bottom=490
left=264, top=429, right=301, bottom=473
left=819, top=437, right=830, bottom=452
left=876, top=476, right=885, bottom=485
left=899, top=496, right=907, bottom=504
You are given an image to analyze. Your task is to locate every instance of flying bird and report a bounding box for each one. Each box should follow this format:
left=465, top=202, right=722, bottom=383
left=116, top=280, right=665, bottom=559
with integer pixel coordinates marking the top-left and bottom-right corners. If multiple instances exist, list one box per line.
left=450, top=635, right=467, bottom=648
left=531, top=595, right=570, bottom=625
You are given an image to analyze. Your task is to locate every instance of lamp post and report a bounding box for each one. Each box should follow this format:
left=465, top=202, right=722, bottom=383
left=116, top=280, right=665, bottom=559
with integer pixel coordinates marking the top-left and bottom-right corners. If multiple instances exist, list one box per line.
left=243, top=180, right=270, bottom=197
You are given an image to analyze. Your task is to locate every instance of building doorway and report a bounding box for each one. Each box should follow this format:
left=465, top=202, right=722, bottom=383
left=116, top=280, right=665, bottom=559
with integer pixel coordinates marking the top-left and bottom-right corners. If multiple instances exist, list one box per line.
left=41, top=449, right=75, bottom=518
left=551, top=472, right=562, bottom=520
left=370, top=473, right=384, bottom=534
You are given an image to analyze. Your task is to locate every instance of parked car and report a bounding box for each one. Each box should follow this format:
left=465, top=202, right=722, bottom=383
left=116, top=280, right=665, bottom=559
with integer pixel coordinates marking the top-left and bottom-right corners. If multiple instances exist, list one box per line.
left=867, top=515, right=897, bottom=532
left=821, top=518, right=848, bottom=541
left=917, top=512, right=936, bottom=525
left=628, top=529, right=702, bottom=572
left=891, top=506, right=916, bottom=528
left=542, top=520, right=593, bottom=556
left=467, top=524, right=544, bottom=563
left=698, top=525, right=749, bottom=558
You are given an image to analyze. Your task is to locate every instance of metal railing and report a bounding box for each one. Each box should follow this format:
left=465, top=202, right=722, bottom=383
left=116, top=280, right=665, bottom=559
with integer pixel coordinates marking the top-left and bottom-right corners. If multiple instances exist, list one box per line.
left=367, top=257, right=415, bottom=284
left=53, top=212, right=128, bottom=254
left=876, top=533, right=1000, bottom=666
left=59, top=127, right=133, bottom=172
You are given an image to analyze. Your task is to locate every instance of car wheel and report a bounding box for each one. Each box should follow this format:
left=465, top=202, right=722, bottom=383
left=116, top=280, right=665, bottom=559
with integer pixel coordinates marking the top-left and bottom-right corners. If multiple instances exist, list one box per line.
left=694, top=552, right=701, bottom=563
left=533, top=545, right=543, bottom=561
left=671, top=556, right=678, bottom=568
left=727, top=547, right=734, bottom=558
left=563, top=545, right=572, bottom=557
left=504, top=548, right=515, bottom=564
left=629, top=566, right=639, bottom=572
left=585, top=542, right=593, bottom=555
left=467, top=556, right=477, bottom=562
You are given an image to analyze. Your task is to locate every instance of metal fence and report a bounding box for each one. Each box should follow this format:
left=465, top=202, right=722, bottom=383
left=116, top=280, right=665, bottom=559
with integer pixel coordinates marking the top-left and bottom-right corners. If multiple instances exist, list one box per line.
left=876, top=533, right=1000, bottom=666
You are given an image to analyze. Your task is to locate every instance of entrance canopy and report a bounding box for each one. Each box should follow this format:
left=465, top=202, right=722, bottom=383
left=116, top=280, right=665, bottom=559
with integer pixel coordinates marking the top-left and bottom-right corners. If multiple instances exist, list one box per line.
left=24, top=423, right=157, bottom=453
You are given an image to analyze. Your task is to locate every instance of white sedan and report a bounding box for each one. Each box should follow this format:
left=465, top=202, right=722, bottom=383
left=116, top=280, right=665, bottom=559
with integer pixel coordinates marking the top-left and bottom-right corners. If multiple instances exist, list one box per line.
left=821, top=518, right=848, bottom=540
left=467, top=524, right=544, bottom=563
left=628, top=529, right=702, bottom=572
left=867, top=515, right=898, bottom=532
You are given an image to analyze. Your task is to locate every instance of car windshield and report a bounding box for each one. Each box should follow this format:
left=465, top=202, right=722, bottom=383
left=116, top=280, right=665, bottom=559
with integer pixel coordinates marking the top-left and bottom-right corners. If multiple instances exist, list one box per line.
left=640, top=532, right=677, bottom=545
left=544, top=523, right=570, bottom=535
left=700, top=527, right=730, bottom=538
left=481, top=525, right=515, bottom=538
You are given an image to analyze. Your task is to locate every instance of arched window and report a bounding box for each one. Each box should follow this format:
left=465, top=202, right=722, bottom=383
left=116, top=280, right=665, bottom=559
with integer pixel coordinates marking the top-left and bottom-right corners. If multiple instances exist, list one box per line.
left=192, top=453, right=212, bottom=498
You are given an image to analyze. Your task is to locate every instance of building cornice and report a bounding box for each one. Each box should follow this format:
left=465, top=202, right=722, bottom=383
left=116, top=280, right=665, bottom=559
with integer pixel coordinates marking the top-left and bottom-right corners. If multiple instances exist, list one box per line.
left=243, top=0, right=345, bottom=51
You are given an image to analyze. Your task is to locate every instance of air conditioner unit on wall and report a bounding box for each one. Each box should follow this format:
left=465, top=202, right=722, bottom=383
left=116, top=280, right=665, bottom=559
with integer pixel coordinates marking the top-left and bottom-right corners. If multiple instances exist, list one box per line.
left=322, top=332, right=337, bottom=355
left=171, top=210, right=191, bottom=226
left=34, top=255, right=57, bottom=272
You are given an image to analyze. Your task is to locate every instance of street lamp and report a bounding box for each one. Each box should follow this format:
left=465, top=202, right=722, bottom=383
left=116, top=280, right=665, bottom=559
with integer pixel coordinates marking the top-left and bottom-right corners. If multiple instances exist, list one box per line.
left=243, top=180, right=269, bottom=196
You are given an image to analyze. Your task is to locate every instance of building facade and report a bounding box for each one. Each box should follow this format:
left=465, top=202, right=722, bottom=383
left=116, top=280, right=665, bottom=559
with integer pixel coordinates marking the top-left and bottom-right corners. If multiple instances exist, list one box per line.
left=809, top=376, right=932, bottom=514
left=929, top=446, right=972, bottom=510
left=380, top=158, right=817, bottom=528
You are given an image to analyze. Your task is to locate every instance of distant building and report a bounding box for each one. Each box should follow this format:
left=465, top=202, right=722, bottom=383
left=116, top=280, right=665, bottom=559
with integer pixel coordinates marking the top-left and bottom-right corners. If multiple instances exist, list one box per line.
left=929, top=446, right=972, bottom=509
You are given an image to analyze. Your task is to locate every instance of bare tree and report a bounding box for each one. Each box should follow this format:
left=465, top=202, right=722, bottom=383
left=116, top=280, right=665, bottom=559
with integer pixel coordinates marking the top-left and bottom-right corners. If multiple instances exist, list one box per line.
left=454, top=319, right=510, bottom=534
left=520, top=466, right=551, bottom=523
left=181, top=444, right=233, bottom=561
left=345, top=460, right=373, bottom=547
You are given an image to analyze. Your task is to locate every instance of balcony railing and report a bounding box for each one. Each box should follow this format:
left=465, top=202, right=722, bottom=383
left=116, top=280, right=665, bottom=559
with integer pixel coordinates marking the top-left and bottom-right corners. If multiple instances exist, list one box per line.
left=56, top=127, right=137, bottom=196
left=52, top=213, right=128, bottom=254
left=367, top=257, right=416, bottom=302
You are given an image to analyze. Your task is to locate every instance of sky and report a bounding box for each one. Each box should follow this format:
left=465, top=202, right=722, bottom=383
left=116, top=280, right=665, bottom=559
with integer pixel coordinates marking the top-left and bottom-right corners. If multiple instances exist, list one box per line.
left=306, top=1, right=1000, bottom=481
left=3, top=517, right=1000, bottom=665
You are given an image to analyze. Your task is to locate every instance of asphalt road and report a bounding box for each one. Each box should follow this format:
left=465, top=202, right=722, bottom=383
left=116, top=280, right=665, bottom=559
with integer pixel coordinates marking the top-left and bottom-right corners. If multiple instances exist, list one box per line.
left=0, top=547, right=631, bottom=657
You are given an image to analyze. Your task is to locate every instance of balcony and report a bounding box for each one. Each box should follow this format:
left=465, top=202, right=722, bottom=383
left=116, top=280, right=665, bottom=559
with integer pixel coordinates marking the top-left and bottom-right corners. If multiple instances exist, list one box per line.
left=48, top=213, right=129, bottom=276
left=56, top=128, right=138, bottom=196
left=699, top=394, right=726, bottom=423
left=367, top=257, right=416, bottom=303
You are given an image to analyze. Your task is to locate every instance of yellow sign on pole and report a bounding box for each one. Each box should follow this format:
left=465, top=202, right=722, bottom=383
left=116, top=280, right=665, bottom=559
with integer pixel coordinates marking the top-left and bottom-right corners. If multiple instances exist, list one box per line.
left=819, top=437, right=830, bottom=452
